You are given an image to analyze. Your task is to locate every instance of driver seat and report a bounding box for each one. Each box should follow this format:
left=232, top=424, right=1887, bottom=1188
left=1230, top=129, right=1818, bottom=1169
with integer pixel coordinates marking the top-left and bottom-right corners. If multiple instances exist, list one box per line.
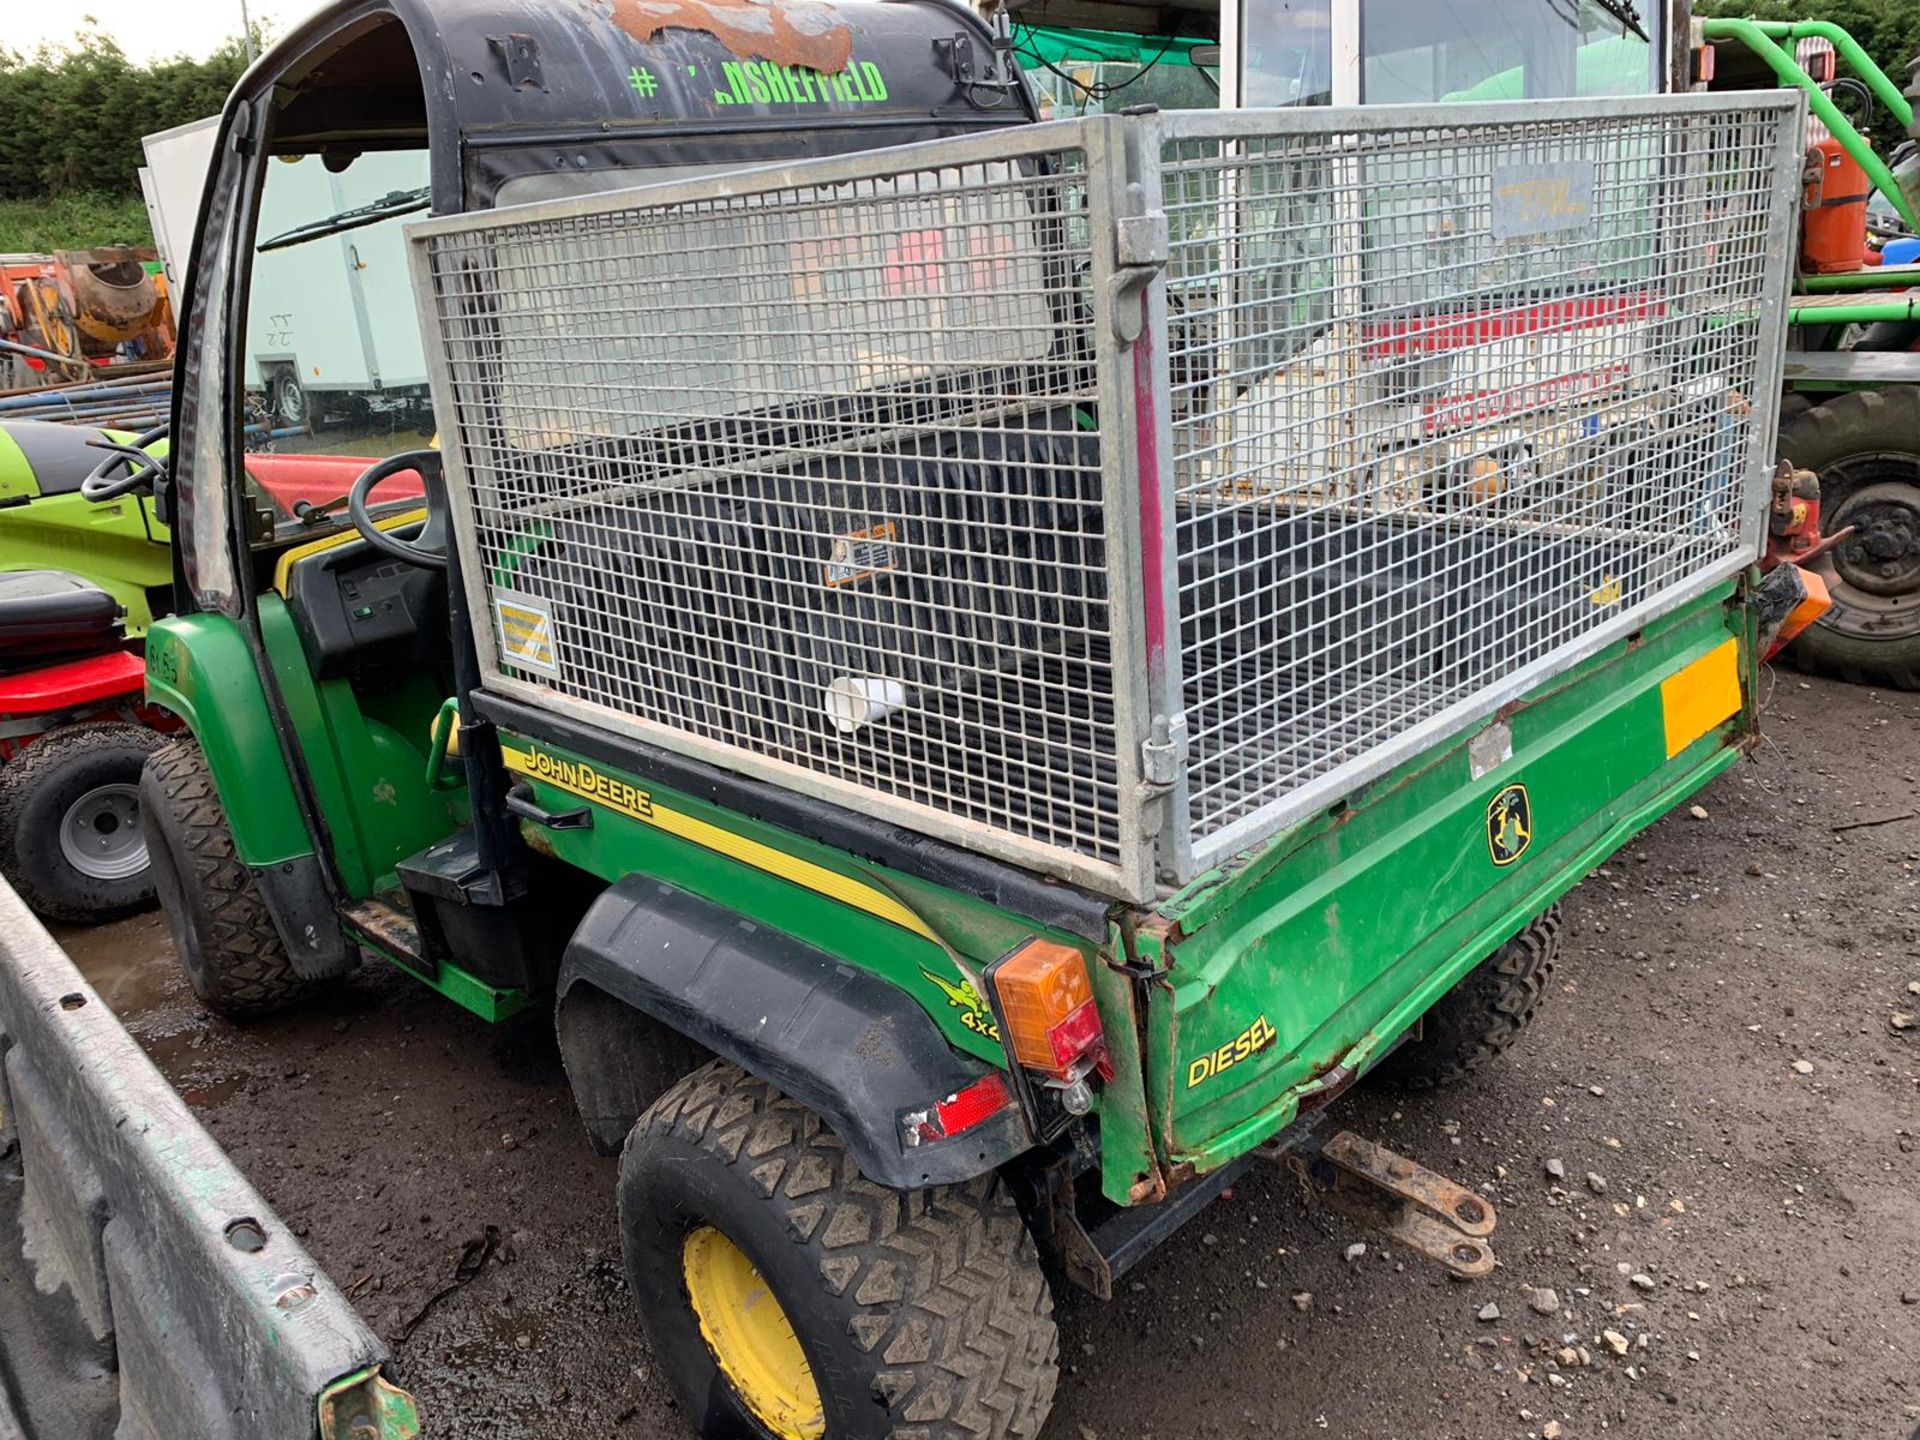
left=0, top=571, right=125, bottom=664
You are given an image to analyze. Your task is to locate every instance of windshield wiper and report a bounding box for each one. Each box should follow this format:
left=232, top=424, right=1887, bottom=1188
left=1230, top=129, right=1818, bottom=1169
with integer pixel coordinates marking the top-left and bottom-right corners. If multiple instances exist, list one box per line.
left=1591, top=0, right=1649, bottom=43
left=258, top=186, right=431, bottom=253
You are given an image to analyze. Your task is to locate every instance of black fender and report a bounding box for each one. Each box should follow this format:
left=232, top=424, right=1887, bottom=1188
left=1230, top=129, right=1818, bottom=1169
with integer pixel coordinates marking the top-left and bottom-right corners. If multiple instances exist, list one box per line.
left=558, top=876, right=1032, bottom=1191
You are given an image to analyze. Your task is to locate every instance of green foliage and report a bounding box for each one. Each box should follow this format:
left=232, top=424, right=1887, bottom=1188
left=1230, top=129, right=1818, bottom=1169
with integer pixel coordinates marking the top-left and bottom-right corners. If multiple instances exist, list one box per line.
left=0, top=191, right=153, bottom=252
left=1693, top=0, right=1920, bottom=90
left=0, top=26, right=249, bottom=203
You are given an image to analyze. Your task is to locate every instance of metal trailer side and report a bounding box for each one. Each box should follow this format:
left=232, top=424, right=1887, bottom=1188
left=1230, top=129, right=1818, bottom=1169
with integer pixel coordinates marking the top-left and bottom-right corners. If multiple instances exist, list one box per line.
left=0, top=879, right=417, bottom=1439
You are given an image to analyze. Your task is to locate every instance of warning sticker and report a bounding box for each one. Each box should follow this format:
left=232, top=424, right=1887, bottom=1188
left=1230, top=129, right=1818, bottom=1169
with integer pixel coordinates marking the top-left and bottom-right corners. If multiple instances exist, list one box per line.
left=493, top=590, right=558, bottom=675
left=824, top=521, right=897, bottom=587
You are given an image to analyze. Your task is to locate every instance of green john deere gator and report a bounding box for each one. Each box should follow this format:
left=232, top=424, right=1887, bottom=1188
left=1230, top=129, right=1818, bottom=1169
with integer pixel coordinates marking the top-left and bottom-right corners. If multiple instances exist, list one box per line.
left=68, top=0, right=1804, bottom=1433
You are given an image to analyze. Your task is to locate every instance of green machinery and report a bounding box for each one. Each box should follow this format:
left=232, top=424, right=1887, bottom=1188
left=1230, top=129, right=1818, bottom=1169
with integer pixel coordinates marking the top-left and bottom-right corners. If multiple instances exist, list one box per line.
left=1698, top=17, right=1920, bottom=688
left=0, top=420, right=171, bottom=636
left=78, top=0, right=1806, bottom=1434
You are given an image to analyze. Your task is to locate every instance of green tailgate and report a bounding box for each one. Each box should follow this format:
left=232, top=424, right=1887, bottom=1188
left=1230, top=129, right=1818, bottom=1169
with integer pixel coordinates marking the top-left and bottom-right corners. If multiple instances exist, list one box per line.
left=1139, top=581, right=1754, bottom=1177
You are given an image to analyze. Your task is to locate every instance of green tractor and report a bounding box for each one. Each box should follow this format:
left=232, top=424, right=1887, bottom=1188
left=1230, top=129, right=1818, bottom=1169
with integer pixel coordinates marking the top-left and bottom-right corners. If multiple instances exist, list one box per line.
left=95, top=0, right=1801, bottom=1435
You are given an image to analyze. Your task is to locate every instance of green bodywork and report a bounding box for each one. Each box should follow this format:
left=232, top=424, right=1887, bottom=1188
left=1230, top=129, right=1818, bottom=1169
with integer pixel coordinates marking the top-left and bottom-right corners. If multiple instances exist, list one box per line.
left=155, top=524, right=1754, bottom=1208
left=496, top=729, right=1078, bottom=1070
left=0, top=423, right=173, bottom=635
left=1134, top=583, right=1749, bottom=1184
left=145, top=603, right=462, bottom=893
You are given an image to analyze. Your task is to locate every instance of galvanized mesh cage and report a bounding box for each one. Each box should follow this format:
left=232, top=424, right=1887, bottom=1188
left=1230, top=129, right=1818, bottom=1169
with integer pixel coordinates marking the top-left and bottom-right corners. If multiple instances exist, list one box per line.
left=414, top=129, right=1145, bottom=894
left=1151, top=102, right=1799, bottom=868
left=411, top=96, right=1800, bottom=902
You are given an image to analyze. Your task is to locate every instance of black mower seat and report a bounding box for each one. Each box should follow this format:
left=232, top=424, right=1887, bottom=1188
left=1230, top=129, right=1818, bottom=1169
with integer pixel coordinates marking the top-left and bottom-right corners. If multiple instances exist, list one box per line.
left=0, top=571, right=124, bottom=659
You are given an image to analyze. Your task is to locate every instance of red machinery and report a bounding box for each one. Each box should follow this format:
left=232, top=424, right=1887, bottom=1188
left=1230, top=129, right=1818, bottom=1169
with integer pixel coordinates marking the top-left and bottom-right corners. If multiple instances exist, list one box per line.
left=0, top=572, right=179, bottom=924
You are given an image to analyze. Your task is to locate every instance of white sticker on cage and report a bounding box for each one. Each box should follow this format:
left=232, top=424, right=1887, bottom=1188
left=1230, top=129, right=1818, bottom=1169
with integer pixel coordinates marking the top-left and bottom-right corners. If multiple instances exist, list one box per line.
left=1490, top=160, right=1595, bottom=241
left=824, top=521, right=898, bottom=587
left=493, top=590, right=558, bottom=675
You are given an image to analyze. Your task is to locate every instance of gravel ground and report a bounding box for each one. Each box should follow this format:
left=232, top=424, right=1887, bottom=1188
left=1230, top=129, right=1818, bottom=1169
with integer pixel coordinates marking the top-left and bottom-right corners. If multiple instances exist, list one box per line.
left=54, top=671, right=1920, bottom=1440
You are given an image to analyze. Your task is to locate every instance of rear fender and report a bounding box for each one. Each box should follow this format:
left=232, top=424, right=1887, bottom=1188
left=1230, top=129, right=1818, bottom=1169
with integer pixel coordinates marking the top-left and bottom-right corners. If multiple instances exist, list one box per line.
left=561, top=875, right=1033, bottom=1190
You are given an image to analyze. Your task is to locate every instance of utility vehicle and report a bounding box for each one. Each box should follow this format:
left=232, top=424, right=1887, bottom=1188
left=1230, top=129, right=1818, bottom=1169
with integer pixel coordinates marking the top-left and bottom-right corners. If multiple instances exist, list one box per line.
left=58, top=0, right=1810, bottom=1435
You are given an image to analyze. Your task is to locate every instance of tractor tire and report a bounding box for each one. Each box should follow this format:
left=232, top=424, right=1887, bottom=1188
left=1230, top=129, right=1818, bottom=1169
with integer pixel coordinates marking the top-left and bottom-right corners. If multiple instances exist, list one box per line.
left=1370, top=906, right=1561, bottom=1091
left=140, top=738, right=305, bottom=1018
left=1777, top=387, right=1920, bottom=690
left=0, top=722, right=165, bottom=925
left=619, top=1060, right=1059, bottom=1440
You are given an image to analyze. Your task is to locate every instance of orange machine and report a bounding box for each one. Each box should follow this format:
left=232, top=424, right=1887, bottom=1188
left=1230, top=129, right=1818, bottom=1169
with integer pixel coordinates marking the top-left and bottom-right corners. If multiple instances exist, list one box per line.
left=1802, top=132, right=1872, bottom=274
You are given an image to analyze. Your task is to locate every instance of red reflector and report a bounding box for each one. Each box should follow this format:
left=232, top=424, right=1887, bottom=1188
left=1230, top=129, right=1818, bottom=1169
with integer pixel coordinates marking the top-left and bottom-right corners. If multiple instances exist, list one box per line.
left=904, top=1072, right=1012, bottom=1147
left=935, top=1072, right=1011, bottom=1135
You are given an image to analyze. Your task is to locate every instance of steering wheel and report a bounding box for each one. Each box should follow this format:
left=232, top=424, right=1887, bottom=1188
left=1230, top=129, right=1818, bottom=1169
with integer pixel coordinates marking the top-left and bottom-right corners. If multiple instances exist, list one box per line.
left=81, top=422, right=169, bottom=502
left=348, top=449, right=449, bottom=571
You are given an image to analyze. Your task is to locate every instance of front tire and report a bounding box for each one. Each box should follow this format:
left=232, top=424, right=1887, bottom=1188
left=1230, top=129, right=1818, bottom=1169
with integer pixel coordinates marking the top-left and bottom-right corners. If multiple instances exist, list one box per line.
left=0, top=721, right=165, bottom=924
left=619, top=1060, right=1058, bottom=1440
left=140, top=738, right=305, bottom=1017
left=1371, top=906, right=1560, bottom=1091
left=1778, top=387, right=1920, bottom=689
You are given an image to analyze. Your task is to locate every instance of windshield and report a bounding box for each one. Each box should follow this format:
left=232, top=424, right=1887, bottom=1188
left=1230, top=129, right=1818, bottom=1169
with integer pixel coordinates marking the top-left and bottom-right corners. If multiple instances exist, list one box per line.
left=1358, top=0, right=1656, bottom=102
left=241, top=149, right=435, bottom=539
left=1239, top=0, right=1657, bottom=107
left=1242, top=0, right=1333, bottom=108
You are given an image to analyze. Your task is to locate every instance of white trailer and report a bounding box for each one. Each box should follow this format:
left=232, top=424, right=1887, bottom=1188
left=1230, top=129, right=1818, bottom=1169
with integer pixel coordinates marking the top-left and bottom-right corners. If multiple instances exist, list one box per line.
left=141, top=121, right=430, bottom=429
left=137, top=116, right=219, bottom=298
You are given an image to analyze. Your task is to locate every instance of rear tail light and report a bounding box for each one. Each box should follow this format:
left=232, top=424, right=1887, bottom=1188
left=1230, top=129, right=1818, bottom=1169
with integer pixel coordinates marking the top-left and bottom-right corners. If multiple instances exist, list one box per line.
left=990, top=939, right=1113, bottom=1085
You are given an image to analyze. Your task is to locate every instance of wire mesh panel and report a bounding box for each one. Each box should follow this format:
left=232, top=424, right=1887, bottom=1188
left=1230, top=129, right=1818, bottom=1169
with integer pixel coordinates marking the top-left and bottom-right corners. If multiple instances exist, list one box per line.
left=1152, top=99, right=1800, bottom=868
left=410, top=128, right=1145, bottom=893
left=411, top=99, right=1799, bottom=899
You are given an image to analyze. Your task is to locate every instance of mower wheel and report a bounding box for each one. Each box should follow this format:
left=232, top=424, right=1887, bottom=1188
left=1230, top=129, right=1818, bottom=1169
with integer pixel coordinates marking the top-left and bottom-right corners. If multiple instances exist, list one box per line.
left=0, top=722, right=165, bottom=925
left=619, top=1060, right=1058, bottom=1440
left=1370, top=906, right=1561, bottom=1091
left=1777, top=387, right=1920, bottom=690
left=141, top=738, right=304, bottom=1018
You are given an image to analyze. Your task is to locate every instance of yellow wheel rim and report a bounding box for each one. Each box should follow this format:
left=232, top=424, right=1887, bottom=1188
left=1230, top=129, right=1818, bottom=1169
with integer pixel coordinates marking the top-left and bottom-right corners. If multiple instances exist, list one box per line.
left=682, top=1226, right=825, bottom=1440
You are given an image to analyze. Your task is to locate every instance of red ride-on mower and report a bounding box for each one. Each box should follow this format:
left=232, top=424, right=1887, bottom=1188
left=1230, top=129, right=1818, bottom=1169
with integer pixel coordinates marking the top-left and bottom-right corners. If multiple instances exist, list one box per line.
left=0, top=571, right=176, bottom=923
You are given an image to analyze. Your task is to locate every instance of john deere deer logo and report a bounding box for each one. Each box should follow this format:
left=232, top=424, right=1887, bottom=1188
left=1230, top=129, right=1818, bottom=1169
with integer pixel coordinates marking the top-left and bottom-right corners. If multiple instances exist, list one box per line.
left=1486, top=784, right=1533, bottom=867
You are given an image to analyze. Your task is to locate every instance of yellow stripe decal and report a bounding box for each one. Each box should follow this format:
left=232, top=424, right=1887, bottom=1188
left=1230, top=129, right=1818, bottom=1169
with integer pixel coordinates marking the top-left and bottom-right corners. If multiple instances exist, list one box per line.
left=499, top=743, right=936, bottom=942
left=272, top=507, right=430, bottom=596
left=1659, top=637, right=1742, bottom=759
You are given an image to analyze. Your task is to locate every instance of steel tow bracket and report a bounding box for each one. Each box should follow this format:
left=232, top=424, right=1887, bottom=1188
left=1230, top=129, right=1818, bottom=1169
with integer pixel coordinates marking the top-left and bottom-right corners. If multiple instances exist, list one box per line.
left=1269, top=1129, right=1499, bottom=1278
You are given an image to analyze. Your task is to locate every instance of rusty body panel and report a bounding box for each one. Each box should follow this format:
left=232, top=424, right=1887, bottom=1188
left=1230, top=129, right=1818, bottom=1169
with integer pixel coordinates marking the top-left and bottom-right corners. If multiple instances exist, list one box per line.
left=246, top=0, right=1036, bottom=215
left=602, top=0, right=855, bottom=72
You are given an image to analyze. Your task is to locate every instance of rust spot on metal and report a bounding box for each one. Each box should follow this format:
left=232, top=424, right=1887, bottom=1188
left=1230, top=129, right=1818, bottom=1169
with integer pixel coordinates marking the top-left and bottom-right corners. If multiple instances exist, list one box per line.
left=1318, top=1131, right=1497, bottom=1239
left=598, top=0, right=854, bottom=73
left=1275, top=1129, right=1500, bottom=1278
left=1293, top=1063, right=1358, bottom=1114
left=1126, top=1173, right=1166, bottom=1206
left=1136, top=912, right=1181, bottom=945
